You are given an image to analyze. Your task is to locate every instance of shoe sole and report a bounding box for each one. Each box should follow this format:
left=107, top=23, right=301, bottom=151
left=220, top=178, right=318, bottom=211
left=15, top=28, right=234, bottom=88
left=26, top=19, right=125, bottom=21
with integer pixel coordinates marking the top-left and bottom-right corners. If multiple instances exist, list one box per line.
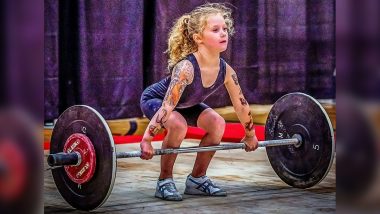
left=155, top=192, right=183, bottom=201
left=184, top=189, right=227, bottom=197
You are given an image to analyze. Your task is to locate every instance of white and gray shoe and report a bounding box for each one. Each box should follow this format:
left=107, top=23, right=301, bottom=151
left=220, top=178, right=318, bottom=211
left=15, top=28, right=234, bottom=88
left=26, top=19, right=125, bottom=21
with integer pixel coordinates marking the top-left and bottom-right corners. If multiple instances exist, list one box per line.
left=155, top=178, right=183, bottom=201
left=184, top=174, right=227, bottom=196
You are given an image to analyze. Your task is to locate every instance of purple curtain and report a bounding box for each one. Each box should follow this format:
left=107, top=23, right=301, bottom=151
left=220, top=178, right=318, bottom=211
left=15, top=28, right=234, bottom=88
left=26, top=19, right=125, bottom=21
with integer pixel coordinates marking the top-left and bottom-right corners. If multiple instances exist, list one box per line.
left=44, top=0, right=335, bottom=120
left=45, top=0, right=59, bottom=120
left=45, top=0, right=144, bottom=120
left=257, top=0, right=335, bottom=102
left=76, top=1, right=144, bottom=119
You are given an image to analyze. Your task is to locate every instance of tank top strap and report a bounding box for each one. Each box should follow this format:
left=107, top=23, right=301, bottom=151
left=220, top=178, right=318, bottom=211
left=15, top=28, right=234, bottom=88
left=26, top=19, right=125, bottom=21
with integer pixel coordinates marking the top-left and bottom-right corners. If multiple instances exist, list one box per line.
left=219, top=57, right=227, bottom=83
left=185, top=53, right=200, bottom=73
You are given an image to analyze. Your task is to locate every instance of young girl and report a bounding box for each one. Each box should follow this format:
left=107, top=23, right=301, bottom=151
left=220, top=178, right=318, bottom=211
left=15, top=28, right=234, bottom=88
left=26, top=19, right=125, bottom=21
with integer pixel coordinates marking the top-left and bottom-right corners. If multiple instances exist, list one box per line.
left=140, top=3, right=258, bottom=201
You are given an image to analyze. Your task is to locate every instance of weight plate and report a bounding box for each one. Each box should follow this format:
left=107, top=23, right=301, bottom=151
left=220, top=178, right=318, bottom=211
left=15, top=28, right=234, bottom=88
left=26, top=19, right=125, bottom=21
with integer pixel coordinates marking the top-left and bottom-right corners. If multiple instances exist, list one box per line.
left=0, top=109, right=41, bottom=214
left=50, top=105, right=116, bottom=211
left=0, top=140, right=27, bottom=201
left=265, top=93, right=335, bottom=188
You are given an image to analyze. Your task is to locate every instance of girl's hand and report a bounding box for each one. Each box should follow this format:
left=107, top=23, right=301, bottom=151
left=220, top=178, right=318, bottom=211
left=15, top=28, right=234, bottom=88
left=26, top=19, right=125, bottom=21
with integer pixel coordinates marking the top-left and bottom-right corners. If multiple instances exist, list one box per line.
left=140, top=140, right=154, bottom=160
left=242, top=135, right=259, bottom=152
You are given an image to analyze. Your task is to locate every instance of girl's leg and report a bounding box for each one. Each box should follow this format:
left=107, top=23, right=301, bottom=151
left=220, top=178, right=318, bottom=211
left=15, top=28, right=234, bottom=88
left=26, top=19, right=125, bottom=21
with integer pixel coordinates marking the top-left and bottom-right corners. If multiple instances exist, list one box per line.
left=191, top=108, right=225, bottom=177
left=159, top=111, right=188, bottom=179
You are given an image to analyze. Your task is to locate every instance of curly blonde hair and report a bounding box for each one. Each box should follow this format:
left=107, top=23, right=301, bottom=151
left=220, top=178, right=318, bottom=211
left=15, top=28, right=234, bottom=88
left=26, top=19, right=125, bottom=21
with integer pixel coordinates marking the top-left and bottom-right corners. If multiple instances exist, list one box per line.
left=166, top=3, right=235, bottom=71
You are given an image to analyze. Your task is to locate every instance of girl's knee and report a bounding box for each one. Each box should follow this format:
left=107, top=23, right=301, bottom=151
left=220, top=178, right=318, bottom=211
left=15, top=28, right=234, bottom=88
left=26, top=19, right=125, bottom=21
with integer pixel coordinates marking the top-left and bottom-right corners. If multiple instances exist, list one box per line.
left=165, top=113, right=188, bottom=136
left=201, top=115, right=225, bottom=145
left=209, top=114, right=225, bottom=135
left=167, top=119, right=187, bottom=132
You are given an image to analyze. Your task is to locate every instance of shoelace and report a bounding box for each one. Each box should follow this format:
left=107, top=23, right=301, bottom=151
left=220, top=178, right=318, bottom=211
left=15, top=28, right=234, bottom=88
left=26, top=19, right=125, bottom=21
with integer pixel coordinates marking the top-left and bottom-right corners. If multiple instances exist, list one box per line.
left=160, top=182, right=178, bottom=193
left=202, top=176, right=218, bottom=187
left=168, top=182, right=177, bottom=192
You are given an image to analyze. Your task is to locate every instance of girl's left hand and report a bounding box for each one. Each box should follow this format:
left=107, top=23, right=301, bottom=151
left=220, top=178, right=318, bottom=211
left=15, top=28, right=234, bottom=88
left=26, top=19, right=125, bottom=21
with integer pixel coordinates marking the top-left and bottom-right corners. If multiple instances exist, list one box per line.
left=242, top=135, right=259, bottom=152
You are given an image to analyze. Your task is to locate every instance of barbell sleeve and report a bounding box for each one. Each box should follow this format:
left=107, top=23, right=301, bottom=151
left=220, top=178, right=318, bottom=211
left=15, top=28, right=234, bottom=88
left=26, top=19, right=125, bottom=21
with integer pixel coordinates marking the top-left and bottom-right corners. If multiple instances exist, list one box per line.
left=47, top=152, right=81, bottom=167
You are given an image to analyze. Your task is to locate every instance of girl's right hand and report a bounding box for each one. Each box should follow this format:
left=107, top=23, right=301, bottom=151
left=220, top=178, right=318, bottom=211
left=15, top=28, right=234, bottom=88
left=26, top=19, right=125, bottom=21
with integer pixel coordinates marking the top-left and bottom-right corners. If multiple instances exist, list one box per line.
left=242, top=135, right=259, bottom=152
left=140, top=140, right=154, bottom=160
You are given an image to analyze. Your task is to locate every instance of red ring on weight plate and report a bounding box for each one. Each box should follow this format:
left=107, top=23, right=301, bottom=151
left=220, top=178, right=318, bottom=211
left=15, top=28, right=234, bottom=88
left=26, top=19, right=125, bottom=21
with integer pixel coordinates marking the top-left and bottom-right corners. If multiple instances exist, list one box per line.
left=63, top=133, right=96, bottom=184
left=0, top=139, right=27, bottom=201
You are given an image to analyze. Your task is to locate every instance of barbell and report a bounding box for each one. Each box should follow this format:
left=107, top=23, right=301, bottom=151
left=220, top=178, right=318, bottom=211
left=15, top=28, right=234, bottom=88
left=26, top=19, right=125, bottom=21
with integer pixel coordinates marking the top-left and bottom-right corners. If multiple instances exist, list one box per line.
left=47, top=92, right=335, bottom=211
left=0, top=109, right=42, bottom=213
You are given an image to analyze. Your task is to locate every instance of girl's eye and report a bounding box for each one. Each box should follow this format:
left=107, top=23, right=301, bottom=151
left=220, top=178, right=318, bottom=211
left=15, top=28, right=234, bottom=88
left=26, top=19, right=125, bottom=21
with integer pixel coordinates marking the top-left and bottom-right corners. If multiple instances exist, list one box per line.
left=223, top=28, right=228, bottom=31
left=212, top=29, right=218, bottom=32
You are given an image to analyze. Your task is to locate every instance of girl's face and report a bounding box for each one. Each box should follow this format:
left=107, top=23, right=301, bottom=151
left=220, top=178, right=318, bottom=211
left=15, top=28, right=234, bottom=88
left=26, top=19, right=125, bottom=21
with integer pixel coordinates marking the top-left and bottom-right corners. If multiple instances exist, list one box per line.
left=198, top=14, right=229, bottom=52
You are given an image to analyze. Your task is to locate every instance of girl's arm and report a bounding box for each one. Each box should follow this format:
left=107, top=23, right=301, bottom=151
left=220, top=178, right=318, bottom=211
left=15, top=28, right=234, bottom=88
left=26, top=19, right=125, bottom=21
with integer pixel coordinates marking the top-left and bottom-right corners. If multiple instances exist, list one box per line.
left=224, top=63, right=258, bottom=151
left=224, top=64, right=255, bottom=137
left=140, top=60, right=194, bottom=159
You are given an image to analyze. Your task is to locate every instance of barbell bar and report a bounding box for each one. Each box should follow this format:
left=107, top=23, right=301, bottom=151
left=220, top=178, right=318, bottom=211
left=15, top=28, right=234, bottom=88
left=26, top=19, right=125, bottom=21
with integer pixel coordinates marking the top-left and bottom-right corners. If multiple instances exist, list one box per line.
left=48, top=135, right=302, bottom=166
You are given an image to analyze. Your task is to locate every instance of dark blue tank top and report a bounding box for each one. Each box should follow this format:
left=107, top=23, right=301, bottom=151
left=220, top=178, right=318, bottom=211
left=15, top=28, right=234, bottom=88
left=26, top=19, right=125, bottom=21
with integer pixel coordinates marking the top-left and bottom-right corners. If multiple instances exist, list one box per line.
left=143, top=53, right=226, bottom=108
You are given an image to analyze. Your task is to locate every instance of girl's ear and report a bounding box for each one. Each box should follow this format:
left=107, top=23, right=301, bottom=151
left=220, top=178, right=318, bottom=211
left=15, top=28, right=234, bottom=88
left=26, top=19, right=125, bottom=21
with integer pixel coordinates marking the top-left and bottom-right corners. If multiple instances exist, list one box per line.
left=192, top=33, right=203, bottom=45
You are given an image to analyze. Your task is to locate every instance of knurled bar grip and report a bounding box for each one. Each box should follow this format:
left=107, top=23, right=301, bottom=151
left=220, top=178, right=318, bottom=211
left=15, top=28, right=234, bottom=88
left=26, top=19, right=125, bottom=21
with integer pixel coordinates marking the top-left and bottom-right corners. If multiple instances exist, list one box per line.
left=116, top=137, right=300, bottom=158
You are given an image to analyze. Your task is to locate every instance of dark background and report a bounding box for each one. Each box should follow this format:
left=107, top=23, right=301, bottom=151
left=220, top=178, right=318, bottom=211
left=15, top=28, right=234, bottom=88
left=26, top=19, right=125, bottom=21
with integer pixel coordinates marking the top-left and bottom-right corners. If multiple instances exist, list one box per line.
left=44, top=0, right=335, bottom=121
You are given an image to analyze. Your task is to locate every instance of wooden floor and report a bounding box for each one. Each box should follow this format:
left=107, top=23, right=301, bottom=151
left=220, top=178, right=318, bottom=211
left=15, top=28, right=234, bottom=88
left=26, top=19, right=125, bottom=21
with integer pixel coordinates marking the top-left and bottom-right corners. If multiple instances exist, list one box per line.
left=44, top=140, right=336, bottom=213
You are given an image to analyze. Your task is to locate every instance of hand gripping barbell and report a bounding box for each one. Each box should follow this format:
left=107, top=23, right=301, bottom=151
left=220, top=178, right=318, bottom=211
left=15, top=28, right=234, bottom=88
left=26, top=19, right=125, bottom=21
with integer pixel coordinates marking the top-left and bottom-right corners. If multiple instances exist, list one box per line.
left=47, top=92, right=335, bottom=211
